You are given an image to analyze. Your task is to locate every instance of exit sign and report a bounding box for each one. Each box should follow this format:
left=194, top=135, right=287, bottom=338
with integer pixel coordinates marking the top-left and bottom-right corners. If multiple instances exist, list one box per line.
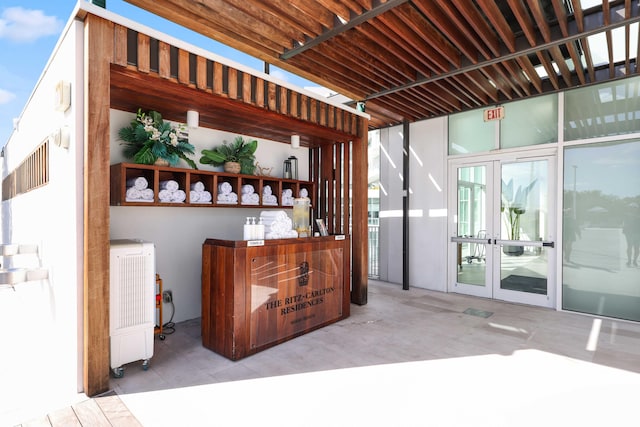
left=483, top=106, right=505, bottom=121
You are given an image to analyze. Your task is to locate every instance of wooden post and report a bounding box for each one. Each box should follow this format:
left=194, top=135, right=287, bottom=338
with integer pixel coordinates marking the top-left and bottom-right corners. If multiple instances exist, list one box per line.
left=351, top=117, right=368, bottom=305
left=84, top=14, right=113, bottom=396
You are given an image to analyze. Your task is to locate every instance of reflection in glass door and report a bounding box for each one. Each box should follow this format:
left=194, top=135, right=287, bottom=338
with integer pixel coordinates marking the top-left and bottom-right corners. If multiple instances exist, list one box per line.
left=450, top=157, right=556, bottom=307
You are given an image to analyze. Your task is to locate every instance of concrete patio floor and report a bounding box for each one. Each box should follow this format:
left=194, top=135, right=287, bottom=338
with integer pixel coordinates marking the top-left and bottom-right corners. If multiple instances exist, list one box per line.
left=17, top=279, right=640, bottom=426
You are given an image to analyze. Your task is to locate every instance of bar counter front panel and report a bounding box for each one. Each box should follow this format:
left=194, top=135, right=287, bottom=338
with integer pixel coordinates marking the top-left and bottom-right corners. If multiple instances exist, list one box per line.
left=202, top=236, right=351, bottom=360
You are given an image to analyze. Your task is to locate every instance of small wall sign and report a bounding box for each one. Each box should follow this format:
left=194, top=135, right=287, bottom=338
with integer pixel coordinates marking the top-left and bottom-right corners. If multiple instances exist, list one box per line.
left=483, top=106, right=505, bottom=122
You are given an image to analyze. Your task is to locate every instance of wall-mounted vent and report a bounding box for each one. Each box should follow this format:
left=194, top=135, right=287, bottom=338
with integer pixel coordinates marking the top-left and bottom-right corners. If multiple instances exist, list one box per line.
left=2, top=140, right=49, bottom=201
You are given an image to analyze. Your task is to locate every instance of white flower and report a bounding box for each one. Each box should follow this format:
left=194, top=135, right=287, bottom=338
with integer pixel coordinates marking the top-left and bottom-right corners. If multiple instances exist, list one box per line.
left=169, top=132, right=178, bottom=146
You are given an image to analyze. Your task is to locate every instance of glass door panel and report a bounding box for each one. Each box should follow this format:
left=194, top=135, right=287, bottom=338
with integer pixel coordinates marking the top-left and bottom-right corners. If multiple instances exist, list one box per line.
left=450, top=156, right=556, bottom=307
left=494, top=159, right=555, bottom=306
left=451, top=164, right=492, bottom=298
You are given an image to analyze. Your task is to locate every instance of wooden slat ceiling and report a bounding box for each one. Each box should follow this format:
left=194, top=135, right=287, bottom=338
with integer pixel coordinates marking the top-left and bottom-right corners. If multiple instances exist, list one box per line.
left=124, top=0, right=640, bottom=130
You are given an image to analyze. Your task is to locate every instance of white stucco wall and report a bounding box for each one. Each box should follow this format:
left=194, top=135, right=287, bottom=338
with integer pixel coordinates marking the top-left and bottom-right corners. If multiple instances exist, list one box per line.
left=408, top=118, right=447, bottom=291
left=377, top=118, right=448, bottom=291
left=109, top=109, right=310, bottom=323
left=0, top=21, right=84, bottom=424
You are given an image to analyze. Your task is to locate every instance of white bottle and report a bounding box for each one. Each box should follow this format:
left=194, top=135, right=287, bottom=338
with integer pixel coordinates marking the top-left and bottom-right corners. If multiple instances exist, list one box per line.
left=257, top=217, right=265, bottom=240
left=250, top=217, right=257, bottom=240
left=243, top=217, right=252, bottom=240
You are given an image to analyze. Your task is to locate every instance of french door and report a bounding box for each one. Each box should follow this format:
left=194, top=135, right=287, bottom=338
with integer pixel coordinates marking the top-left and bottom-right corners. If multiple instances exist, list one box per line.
left=448, top=154, right=556, bottom=307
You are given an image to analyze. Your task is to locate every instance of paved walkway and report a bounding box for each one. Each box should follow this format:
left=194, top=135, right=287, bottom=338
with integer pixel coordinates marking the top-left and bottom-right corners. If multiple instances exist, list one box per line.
left=19, top=280, right=640, bottom=426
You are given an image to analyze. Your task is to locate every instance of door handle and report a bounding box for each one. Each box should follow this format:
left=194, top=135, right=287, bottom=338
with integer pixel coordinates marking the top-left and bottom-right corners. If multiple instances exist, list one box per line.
left=494, top=239, right=554, bottom=248
left=451, top=236, right=492, bottom=244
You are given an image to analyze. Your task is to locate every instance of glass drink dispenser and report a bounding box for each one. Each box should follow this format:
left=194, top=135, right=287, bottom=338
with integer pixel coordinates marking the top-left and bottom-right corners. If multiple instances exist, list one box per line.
left=292, top=198, right=311, bottom=237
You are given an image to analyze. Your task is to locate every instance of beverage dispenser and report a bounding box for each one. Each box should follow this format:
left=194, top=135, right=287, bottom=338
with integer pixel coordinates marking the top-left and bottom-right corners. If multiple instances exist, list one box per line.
left=292, top=197, right=311, bottom=237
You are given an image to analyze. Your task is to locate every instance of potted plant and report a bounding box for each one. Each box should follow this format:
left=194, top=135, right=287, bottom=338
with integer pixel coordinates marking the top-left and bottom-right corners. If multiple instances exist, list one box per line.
left=119, top=109, right=197, bottom=169
left=200, top=136, right=257, bottom=174
left=501, top=178, right=537, bottom=255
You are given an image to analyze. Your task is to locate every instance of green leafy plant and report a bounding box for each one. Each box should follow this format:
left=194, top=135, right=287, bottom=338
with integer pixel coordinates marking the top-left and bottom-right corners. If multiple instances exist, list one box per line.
left=200, top=136, right=258, bottom=174
left=501, top=178, right=537, bottom=240
left=119, top=109, right=197, bottom=169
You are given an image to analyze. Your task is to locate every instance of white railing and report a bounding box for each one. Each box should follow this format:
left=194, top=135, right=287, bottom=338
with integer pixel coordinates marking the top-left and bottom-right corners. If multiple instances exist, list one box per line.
left=368, top=221, right=379, bottom=278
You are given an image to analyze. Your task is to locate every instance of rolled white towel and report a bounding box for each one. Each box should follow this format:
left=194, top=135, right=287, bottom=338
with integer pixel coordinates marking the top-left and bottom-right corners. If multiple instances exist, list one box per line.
left=263, top=185, right=272, bottom=196
left=282, top=196, right=294, bottom=206
left=126, top=187, right=142, bottom=200
left=171, top=189, right=186, bottom=203
left=265, top=223, right=286, bottom=232
left=189, top=191, right=201, bottom=203
left=282, top=188, right=294, bottom=205
left=241, top=194, right=259, bottom=205
left=159, top=189, right=172, bottom=202
left=260, top=210, right=288, bottom=221
left=217, top=192, right=238, bottom=204
left=262, top=214, right=293, bottom=235
left=265, top=229, right=298, bottom=239
left=283, top=217, right=293, bottom=231
left=299, top=188, right=308, bottom=198
left=241, top=194, right=258, bottom=205
left=264, top=223, right=285, bottom=234
left=241, top=184, right=254, bottom=195
left=199, top=190, right=212, bottom=203
left=190, top=181, right=205, bottom=192
left=263, top=194, right=277, bottom=205
left=261, top=217, right=286, bottom=225
left=126, top=176, right=148, bottom=190
left=141, top=188, right=154, bottom=200
left=160, top=180, right=179, bottom=192
left=218, top=182, right=232, bottom=194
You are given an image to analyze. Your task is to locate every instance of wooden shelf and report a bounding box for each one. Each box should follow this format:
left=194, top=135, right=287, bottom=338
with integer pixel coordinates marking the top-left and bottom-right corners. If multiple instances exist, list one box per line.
left=110, top=163, right=316, bottom=208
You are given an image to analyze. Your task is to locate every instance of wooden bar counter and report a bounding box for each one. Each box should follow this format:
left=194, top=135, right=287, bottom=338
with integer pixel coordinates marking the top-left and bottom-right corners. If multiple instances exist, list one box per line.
left=202, top=235, right=351, bottom=360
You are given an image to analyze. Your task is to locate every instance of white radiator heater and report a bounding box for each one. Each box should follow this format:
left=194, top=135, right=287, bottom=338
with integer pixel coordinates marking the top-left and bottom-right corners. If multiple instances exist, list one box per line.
left=109, top=239, right=155, bottom=377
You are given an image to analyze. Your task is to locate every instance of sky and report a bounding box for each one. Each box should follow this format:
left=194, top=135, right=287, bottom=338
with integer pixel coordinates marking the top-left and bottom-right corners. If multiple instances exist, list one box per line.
left=0, top=0, right=318, bottom=149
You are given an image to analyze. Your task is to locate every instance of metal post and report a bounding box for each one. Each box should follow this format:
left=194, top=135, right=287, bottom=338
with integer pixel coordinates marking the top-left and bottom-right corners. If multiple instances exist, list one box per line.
left=402, top=121, right=410, bottom=290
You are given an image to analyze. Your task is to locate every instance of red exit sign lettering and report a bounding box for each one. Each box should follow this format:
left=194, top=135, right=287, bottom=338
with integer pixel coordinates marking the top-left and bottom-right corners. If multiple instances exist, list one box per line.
left=483, top=106, right=505, bottom=122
